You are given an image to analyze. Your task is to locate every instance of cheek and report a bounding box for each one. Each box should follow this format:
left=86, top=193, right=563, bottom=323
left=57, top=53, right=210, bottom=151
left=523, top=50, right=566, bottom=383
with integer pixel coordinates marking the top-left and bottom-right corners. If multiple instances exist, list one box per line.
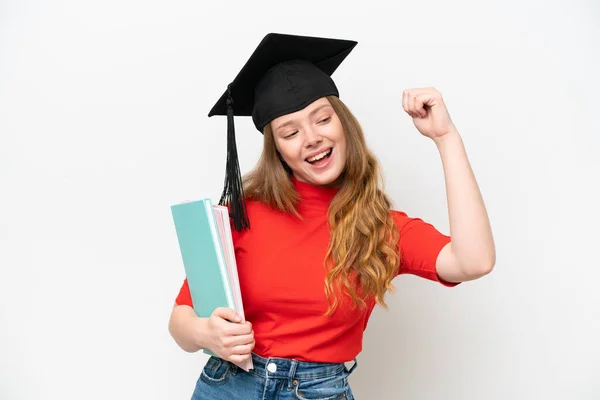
left=337, top=142, right=347, bottom=164
left=330, top=123, right=346, bottom=147
left=329, top=120, right=345, bottom=141
left=276, top=141, right=300, bottom=164
left=333, top=128, right=347, bottom=161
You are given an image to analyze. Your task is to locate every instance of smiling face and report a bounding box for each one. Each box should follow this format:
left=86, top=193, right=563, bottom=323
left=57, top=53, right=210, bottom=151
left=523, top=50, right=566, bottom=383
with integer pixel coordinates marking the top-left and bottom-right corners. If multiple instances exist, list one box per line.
left=270, top=97, right=347, bottom=187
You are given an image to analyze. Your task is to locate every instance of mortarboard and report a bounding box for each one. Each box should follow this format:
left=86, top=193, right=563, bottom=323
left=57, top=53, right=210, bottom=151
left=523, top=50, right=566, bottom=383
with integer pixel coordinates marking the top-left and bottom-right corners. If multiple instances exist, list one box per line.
left=209, top=32, right=358, bottom=231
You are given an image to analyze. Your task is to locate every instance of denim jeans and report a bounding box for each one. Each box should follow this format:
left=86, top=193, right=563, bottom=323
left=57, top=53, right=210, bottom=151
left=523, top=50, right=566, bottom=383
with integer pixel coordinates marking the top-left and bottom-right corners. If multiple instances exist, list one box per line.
left=191, top=352, right=358, bottom=400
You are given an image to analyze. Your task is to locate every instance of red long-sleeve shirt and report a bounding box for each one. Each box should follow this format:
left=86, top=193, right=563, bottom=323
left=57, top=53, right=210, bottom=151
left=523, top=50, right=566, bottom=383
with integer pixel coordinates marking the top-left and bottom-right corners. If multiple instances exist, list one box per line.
left=175, top=177, right=457, bottom=362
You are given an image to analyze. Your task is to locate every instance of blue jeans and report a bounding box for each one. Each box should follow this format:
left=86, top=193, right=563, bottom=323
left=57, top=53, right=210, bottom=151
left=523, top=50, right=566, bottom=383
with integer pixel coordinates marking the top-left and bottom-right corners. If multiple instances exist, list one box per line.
left=191, top=352, right=358, bottom=400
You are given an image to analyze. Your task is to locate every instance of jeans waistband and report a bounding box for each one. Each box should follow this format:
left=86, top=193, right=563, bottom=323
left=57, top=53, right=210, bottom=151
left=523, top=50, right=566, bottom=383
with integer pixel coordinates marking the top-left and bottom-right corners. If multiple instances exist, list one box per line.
left=239, top=352, right=358, bottom=380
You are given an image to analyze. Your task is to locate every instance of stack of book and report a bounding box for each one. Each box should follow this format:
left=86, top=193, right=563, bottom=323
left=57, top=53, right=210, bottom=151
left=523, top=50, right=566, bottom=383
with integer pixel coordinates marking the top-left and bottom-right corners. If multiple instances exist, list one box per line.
left=171, top=198, right=252, bottom=371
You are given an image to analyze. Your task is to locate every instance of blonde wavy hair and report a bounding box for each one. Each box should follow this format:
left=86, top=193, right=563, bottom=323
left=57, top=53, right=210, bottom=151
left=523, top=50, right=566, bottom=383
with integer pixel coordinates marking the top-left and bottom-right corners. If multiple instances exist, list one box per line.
left=243, top=95, right=400, bottom=316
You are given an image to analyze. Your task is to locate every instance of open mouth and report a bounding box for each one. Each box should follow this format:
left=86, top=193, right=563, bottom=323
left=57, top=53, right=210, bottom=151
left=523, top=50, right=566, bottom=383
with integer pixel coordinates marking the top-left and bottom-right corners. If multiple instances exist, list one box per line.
left=305, top=148, right=333, bottom=165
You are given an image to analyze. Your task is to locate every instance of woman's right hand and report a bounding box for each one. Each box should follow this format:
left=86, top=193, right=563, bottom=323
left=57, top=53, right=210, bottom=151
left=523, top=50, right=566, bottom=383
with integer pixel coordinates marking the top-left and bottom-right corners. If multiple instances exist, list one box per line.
left=204, top=307, right=255, bottom=365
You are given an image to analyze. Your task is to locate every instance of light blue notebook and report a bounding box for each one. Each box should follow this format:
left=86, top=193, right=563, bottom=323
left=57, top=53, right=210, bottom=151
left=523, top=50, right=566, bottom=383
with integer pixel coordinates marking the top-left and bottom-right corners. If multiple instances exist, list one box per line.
left=170, top=198, right=235, bottom=357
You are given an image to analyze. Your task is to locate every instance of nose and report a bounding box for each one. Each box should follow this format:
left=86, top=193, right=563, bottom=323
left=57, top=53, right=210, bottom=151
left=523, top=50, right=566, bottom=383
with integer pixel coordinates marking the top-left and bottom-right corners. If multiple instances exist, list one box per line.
left=304, top=127, right=322, bottom=148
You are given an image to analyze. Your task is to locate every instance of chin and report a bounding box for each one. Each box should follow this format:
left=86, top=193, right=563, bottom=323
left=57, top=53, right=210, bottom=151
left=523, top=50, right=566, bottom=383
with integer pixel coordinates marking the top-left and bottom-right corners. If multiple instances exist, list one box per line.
left=306, top=170, right=344, bottom=187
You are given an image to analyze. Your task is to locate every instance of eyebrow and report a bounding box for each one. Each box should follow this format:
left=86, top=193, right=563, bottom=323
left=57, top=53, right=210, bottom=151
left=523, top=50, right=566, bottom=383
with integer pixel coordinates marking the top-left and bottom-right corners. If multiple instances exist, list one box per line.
left=274, top=105, right=332, bottom=133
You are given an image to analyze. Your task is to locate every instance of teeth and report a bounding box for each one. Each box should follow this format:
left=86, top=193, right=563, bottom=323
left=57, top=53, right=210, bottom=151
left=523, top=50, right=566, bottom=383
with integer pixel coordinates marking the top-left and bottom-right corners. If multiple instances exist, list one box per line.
left=307, top=149, right=331, bottom=163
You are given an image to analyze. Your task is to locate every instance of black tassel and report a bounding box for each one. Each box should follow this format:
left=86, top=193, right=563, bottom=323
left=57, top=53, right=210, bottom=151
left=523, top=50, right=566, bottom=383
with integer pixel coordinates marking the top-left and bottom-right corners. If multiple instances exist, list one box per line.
left=219, top=84, right=250, bottom=231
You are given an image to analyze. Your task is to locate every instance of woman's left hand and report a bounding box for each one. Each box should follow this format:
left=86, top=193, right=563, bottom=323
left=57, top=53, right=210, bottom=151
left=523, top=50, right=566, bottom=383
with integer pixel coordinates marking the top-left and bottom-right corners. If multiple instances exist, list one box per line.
left=402, top=87, right=456, bottom=140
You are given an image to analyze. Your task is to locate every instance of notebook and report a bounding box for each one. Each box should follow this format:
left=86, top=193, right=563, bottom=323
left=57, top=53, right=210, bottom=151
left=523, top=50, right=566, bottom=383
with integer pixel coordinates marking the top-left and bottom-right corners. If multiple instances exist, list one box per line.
left=171, top=198, right=253, bottom=371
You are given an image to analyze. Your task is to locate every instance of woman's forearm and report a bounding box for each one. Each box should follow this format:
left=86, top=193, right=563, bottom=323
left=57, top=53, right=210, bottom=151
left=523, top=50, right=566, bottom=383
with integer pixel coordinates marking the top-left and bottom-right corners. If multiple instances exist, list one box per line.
left=435, top=128, right=496, bottom=275
left=168, top=304, right=208, bottom=353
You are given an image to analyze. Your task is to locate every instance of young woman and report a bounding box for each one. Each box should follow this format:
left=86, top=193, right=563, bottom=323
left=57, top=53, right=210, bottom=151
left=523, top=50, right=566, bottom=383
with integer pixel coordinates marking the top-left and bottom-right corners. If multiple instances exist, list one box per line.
left=169, top=33, right=495, bottom=400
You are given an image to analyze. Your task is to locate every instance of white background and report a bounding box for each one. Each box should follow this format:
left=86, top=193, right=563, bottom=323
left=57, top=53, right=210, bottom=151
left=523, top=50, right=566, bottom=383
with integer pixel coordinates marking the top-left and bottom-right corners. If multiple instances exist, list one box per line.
left=1, top=1, right=599, bottom=399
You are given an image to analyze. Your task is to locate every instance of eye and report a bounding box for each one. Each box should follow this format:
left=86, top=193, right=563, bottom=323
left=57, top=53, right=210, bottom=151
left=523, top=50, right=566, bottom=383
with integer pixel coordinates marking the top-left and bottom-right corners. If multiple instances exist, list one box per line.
left=318, top=117, right=331, bottom=124
left=284, top=131, right=298, bottom=139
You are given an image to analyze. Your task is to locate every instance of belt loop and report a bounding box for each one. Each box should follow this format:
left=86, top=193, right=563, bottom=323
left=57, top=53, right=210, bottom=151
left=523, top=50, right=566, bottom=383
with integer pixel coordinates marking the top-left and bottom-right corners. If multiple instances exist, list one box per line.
left=229, top=360, right=239, bottom=375
left=346, top=358, right=358, bottom=375
left=288, top=360, right=298, bottom=390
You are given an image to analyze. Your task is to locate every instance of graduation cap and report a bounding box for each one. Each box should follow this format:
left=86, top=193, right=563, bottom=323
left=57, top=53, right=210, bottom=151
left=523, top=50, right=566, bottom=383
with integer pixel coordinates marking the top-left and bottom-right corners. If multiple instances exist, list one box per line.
left=209, top=32, right=358, bottom=231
